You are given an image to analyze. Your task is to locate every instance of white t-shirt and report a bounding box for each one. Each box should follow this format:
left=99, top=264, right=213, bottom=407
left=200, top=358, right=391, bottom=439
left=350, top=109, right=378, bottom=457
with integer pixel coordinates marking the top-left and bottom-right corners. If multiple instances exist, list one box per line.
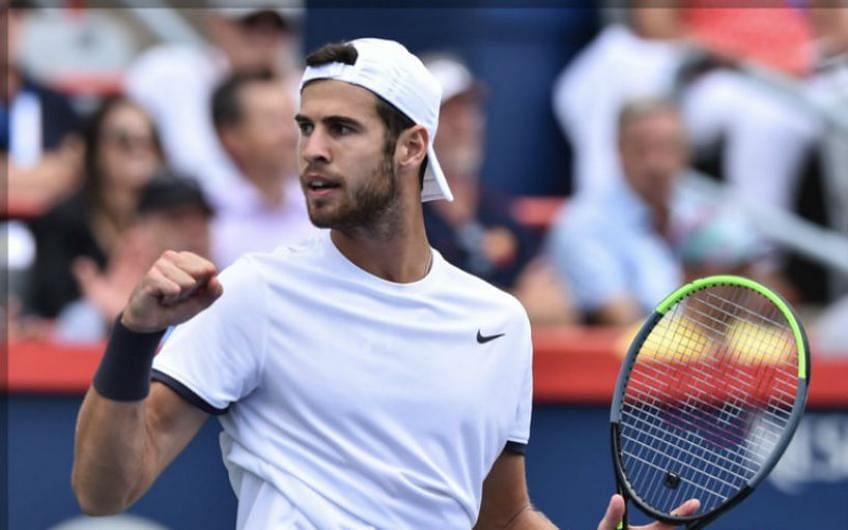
left=152, top=232, right=533, bottom=529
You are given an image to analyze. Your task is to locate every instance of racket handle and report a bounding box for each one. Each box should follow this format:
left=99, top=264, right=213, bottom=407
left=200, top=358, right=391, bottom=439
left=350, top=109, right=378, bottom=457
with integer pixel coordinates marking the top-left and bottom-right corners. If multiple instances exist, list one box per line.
left=617, top=485, right=629, bottom=530
left=616, top=482, right=629, bottom=530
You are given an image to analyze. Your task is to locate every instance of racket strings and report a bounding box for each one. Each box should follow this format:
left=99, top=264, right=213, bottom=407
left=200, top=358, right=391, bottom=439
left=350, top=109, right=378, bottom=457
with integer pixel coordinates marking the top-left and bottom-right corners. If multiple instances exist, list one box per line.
left=619, top=286, right=799, bottom=515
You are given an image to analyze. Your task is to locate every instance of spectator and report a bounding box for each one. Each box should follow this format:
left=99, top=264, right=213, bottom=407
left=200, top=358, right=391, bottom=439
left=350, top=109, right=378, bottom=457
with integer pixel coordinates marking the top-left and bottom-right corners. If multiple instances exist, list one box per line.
left=25, top=96, right=164, bottom=319
left=546, top=97, right=768, bottom=326
left=552, top=3, right=820, bottom=215
left=421, top=53, right=533, bottom=288
left=54, top=175, right=215, bottom=343
left=422, top=53, right=575, bottom=324
left=807, top=3, right=848, bottom=120
left=125, top=5, right=301, bottom=195
left=2, top=4, right=84, bottom=311
left=3, top=4, right=83, bottom=212
left=208, top=70, right=317, bottom=267
left=808, top=3, right=848, bottom=235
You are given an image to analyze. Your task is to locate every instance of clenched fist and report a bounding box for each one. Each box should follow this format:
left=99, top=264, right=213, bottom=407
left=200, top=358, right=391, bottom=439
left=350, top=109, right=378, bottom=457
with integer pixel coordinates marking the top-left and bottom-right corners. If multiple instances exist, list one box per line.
left=120, top=250, right=223, bottom=333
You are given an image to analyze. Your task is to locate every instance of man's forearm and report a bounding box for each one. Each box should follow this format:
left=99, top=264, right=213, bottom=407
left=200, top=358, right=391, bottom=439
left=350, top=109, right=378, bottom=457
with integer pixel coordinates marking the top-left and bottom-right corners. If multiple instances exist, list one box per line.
left=72, top=388, right=149, bottom=515
left=72, top=318, right=166, bottom=514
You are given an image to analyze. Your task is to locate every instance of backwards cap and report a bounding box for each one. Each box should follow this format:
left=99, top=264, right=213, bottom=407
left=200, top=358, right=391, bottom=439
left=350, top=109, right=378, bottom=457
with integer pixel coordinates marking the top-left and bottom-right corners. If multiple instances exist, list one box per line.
left=299, top=38, right=453, bottom=202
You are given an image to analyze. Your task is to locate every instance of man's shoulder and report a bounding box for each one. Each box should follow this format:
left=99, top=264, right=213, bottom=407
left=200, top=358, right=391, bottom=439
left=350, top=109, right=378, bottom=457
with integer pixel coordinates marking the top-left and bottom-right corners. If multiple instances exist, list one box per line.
left=246, top=234, right=324, bottom=257
left=231, top=236, right=326, bottom=274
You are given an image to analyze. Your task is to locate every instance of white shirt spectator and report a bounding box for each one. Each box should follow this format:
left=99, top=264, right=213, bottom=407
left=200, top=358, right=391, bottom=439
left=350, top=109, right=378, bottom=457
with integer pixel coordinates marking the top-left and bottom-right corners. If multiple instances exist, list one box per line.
left=553, top=25, right=682, bottom=198
left=553, top=24, right=820, bottom=211
left=125, top=44, right=235, bottom=193
left=206, top=169, right=318, bottom=268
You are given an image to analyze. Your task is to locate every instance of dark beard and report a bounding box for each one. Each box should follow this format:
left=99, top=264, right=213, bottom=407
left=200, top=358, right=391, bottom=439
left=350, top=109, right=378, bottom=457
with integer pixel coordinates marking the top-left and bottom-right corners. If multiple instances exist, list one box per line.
left=308, top=153, right=400, bottom=238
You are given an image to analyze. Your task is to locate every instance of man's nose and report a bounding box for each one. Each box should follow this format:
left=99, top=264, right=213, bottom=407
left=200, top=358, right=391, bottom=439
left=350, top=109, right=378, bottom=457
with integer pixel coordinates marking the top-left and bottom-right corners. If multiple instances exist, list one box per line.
left=299, top=129, right=331, bottom=164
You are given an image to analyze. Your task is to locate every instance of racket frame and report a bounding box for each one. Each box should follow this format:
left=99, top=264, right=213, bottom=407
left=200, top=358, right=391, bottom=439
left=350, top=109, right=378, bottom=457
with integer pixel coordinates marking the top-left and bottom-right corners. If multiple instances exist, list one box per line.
left=609, top=275, right=810, bottom=529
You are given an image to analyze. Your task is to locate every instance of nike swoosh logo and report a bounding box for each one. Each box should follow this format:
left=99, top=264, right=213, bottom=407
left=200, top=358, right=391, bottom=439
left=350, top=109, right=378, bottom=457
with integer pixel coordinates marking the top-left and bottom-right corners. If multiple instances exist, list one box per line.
left=477, top=330, right=505, bottom=344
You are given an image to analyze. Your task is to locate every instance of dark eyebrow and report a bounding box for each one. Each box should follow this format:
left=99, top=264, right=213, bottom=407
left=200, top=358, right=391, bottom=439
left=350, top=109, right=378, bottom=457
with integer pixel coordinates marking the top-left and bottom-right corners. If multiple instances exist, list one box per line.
left=294, top=114, right=363, bottom=127
left=294, top=114, right=365, bottom=131
left=322, top=115, right=364, bottom=129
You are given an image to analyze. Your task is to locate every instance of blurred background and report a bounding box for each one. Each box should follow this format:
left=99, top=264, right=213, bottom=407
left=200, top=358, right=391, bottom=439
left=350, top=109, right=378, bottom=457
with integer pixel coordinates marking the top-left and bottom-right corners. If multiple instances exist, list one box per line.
left=4, top=1, right=847, bottom=529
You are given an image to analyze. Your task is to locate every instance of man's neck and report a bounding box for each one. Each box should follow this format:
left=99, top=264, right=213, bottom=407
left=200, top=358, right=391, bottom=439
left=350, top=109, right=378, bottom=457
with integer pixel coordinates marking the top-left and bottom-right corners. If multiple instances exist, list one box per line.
left=330, top=201, right=432, bottom=284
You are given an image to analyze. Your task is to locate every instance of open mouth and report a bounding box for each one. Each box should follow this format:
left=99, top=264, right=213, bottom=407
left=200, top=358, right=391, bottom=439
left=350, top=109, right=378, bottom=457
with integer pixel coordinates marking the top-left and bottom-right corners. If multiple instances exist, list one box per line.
left=303, top=174, right=343, bottom=198
left=306, top=179, right=341, bottom=191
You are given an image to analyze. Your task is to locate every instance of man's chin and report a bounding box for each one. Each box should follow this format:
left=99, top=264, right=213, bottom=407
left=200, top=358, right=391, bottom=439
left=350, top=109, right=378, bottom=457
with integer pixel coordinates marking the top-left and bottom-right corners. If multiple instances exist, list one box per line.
left=307, top=207, right=343, bottom=229
left=309, top=216, right=334, bottom=229
left=307, top=211, right=332, bottom=229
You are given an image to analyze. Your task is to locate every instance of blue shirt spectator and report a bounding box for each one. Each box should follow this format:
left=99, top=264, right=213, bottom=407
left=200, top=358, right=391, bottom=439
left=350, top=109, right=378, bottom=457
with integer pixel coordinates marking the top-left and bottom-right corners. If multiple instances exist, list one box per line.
left=546, top=96, right=769, bottom=325
left=547, top=182, right=682, bottom=318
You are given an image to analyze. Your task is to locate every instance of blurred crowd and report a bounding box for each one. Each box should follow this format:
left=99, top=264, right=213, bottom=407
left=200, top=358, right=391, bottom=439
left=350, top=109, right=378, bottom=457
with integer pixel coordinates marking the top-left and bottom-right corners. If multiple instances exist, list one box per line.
left=4, top=2, right=847, bottom=350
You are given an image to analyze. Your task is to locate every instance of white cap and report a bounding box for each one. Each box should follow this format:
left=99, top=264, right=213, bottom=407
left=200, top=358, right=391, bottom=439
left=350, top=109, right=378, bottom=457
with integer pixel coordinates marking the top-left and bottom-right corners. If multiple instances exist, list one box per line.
left=422, top=54, right=483, bottom=103
left=300, top=38, right=453, bottom=202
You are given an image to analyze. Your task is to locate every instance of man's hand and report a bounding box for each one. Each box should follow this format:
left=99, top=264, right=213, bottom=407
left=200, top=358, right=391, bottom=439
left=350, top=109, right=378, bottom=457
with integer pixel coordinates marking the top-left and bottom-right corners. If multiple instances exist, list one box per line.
left=121, top=250, right=223, bottom=333
left=597, top=495, right=700, bottom=530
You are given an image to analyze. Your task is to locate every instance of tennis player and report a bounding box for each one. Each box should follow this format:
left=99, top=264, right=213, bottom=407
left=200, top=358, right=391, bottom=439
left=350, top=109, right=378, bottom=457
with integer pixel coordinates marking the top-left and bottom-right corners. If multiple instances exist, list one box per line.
left=72, top=38, right=696, bottom=529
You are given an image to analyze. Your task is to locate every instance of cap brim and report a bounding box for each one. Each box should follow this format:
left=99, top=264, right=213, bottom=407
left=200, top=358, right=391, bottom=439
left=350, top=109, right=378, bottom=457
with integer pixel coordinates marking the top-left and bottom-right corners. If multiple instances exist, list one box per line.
left=422, top=144, right=453, bottom=202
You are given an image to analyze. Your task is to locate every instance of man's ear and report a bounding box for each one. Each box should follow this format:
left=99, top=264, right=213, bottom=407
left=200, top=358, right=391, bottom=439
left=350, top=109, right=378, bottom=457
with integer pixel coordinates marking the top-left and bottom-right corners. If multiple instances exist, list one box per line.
left=396, top=125, right=429, bottom=172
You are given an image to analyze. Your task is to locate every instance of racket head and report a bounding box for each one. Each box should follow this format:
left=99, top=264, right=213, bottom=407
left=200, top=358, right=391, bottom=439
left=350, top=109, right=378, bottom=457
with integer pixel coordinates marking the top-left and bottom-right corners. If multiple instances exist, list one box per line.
left=609, top=275, right=810, bottom=525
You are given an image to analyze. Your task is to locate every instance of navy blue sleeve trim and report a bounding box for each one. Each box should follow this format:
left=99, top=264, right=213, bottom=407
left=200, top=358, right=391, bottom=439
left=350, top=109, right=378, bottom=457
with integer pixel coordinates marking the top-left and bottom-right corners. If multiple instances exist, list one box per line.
left=505, top=441, right=527, bottom=455
left=151, top=369, right=230, bottom=416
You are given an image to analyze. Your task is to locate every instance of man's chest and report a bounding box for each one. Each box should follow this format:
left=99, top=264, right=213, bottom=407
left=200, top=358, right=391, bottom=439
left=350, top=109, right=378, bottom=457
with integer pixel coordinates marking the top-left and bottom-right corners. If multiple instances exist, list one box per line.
left=250, top=295, right=521, bottom=449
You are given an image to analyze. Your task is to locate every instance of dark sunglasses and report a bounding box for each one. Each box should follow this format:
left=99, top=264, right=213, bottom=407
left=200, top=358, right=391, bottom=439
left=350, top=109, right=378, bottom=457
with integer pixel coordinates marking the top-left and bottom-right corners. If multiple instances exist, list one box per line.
left=103, top=129, right=155, bottom=153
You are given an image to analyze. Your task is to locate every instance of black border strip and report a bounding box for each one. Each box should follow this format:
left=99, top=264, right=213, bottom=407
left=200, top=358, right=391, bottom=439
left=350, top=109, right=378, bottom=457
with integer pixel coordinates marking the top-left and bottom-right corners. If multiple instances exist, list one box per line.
left=2, top=6, right=11, bottom=529
left=504, top=441, right=527, bottom=455
left=151, top=369, right=230, bottom=416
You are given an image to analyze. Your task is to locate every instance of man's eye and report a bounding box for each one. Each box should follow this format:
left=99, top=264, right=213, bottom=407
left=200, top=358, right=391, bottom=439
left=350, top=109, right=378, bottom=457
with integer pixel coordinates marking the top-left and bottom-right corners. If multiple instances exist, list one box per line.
left=297, top=122, right=313, bottom=135
left=331, top=123, right=353, bottom=135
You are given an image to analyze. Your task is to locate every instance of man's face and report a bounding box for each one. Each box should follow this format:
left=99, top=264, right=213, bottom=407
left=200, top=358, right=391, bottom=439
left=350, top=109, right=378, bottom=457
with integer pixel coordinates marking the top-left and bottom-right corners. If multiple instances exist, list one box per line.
left=98, top=102, right=161, bottom=191
left=618, top=108, right=688, bottom=209
left=226, top=81, right=297, bottom=175
left=434, top=93, right=485, bottom=180
left=295, top=80, right=399, bottom=231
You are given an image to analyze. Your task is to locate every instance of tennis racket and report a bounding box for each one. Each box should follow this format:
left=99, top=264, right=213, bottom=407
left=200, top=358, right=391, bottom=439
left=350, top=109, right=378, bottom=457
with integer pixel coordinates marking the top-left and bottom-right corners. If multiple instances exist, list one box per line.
left=610, top=275, right=810, bottom=529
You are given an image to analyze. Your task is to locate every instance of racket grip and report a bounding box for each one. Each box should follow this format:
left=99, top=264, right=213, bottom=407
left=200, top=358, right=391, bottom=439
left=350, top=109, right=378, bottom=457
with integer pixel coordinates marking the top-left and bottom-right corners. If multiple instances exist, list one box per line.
left=617, top=484, right=629, bottom=530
